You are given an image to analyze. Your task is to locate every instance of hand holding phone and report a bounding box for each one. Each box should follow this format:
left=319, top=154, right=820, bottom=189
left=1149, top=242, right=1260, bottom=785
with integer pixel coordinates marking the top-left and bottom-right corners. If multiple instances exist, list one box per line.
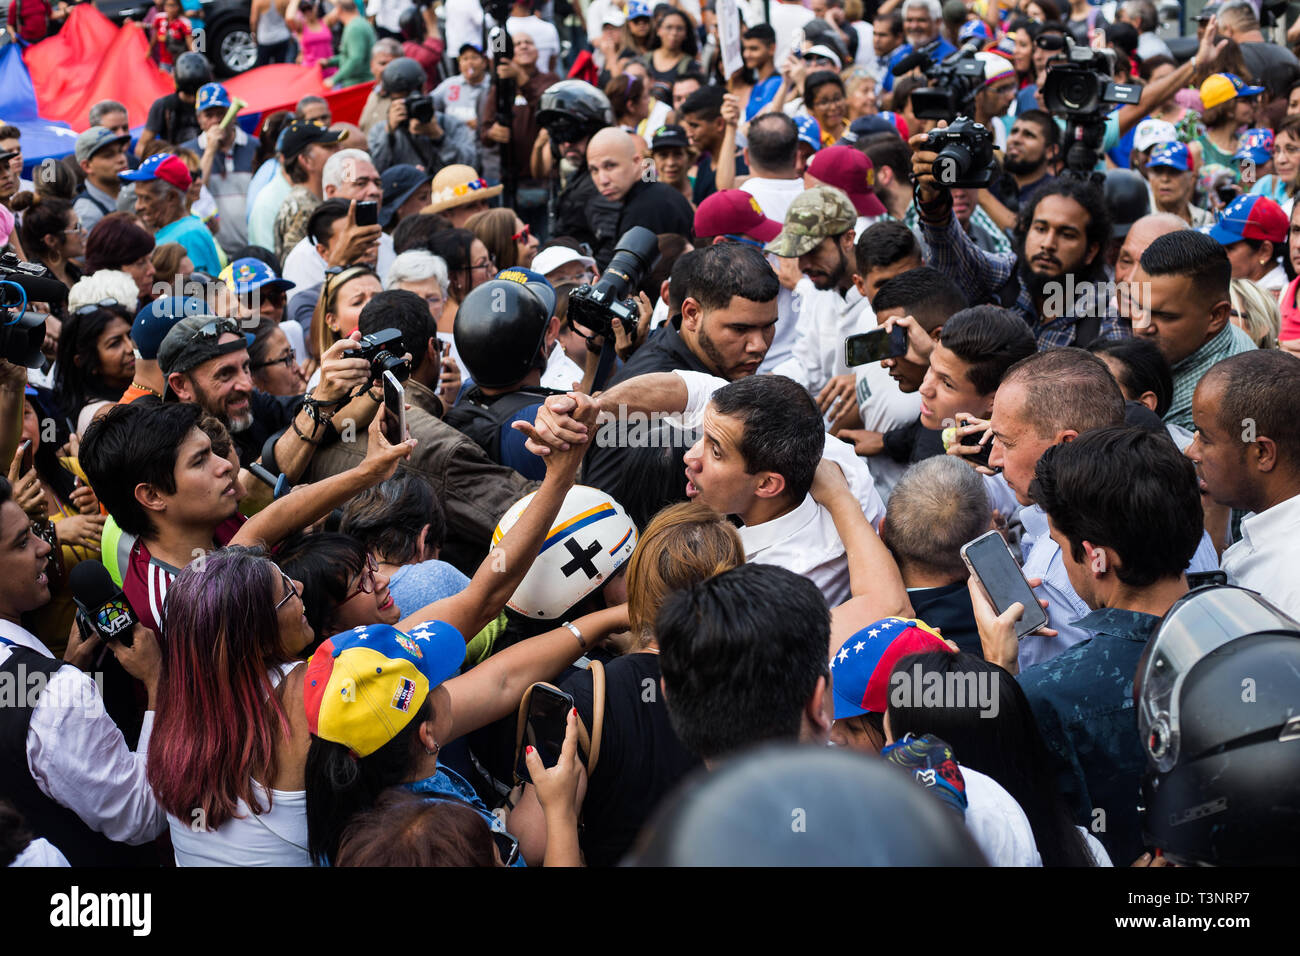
left=845, top=326, right=908, bottom=367
left=943, top=414, right=997, bottom=471
left=961, top=530, right=1050, bottom=640
left=355, top=201, right=379, bottom=228
left=382, top=370, right=407, bottom=446
left=515, top=684, right=575, bottom=785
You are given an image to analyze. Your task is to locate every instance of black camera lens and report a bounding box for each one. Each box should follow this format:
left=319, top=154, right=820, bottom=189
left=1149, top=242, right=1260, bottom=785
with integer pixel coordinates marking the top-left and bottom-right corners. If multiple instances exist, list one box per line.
left=567, top=226, right=660, bottom=337
left=406, top=94, right=435, bottom=124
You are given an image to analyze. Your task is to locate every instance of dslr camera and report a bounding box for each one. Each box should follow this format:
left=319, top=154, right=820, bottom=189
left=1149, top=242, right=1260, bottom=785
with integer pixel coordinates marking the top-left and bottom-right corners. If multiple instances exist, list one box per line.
left=1037, top=34, right=1140, bottom=173
left=567, top=226, right=660, bottom=338
left=354, top=328, right=411, bottom=389
left=405, top=93, right=435, bottom=125
left=0, top=252, right=59, bottom=368
left=924, top=116, right=997, bottom=189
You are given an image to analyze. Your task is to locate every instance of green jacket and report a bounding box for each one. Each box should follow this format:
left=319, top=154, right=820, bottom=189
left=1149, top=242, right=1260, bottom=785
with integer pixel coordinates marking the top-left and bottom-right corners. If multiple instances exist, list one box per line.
left=325, top=15, right=377, bottom=88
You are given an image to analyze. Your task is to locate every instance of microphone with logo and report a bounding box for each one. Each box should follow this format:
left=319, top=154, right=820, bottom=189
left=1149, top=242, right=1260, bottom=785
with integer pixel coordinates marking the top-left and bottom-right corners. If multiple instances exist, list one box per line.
left=70, top=560, right=138, bottom=648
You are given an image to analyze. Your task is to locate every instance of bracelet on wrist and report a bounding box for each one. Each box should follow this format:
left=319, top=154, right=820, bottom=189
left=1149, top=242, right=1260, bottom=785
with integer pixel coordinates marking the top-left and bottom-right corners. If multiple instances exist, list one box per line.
left=562, top=620, right=587, bottom=650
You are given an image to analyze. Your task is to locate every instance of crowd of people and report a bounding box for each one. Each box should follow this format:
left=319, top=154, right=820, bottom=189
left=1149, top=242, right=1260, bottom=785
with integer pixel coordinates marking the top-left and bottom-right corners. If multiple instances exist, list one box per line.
left=0, top=0, right=1298, bottom=870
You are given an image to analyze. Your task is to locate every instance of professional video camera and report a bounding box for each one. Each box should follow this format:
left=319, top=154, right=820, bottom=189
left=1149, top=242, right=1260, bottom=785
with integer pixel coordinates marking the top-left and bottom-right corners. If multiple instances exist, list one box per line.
left=0, top=252, right=60, bottom=368
left=1037, top=34, right=1140, bottom=174
left=893, top=39, right=986, bottom=121
left=923, top=116, right=997, bottom=189
left=567, top=226, right=660, bottom=338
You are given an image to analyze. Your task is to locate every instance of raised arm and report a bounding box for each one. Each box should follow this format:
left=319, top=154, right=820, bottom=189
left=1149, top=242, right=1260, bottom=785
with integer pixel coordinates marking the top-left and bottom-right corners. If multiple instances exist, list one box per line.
left=398, top=400, right=598, bottom=639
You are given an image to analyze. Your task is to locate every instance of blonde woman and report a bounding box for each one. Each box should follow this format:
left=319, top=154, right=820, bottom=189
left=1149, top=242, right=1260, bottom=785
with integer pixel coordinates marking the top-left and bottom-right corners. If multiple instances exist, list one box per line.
left=1229, top=277, right=1281, bottom=349
left=306, top=264, right=382, bottom=384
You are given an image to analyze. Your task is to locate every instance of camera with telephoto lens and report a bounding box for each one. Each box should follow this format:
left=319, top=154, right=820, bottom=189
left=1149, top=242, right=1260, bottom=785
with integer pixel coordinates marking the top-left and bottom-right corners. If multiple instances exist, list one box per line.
left=1037, top=34, right=1140, bottom=173
left=354, top=328, right=410, bottom=389
left=924, top=116, right=997, bottom=189
left=901, top=40, right=986, bottom=121
left=567, top=226, right=660, bottom=338
left=405, top=93, right=435, bottom=125
left=0, top=252, right=58, bottom=369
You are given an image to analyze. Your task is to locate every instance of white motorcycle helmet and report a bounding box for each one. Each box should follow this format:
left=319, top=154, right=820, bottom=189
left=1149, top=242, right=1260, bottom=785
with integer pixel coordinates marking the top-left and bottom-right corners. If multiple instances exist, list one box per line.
left=494, top=485, right=638, bottom=620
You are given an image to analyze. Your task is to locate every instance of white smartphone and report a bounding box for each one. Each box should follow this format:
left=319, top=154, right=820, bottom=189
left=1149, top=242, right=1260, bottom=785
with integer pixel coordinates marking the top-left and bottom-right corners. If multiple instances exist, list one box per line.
left=382, top=370, right=406, bottom=446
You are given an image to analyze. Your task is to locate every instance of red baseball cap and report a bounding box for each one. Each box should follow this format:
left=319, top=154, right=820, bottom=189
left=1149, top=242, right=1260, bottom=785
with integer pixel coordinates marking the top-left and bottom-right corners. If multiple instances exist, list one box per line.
left=694, top=189, right=783, bottom=243
left=120, top=152, right=193, bottom=192
left=806, top=146, right=887, bottom=218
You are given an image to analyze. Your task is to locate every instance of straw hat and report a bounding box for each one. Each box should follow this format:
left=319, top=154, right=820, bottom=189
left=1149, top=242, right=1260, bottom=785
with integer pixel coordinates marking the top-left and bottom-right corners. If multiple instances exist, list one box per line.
left=422, top=164, right=503, bottom=214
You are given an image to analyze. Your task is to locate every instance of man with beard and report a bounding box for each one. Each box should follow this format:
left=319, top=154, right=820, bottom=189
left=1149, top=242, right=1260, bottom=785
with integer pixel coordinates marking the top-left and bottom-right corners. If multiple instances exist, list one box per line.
left=882, top=0, right=955, bottom=96
left=768, top=187, right=867, bottom=398
left=156, top=314, right=372, bottom=475
left=989, top=111, right=1059, bottom=215
left=913, top=144, right=1126, bottom=349
left=121, top=153, right=224, bottom=276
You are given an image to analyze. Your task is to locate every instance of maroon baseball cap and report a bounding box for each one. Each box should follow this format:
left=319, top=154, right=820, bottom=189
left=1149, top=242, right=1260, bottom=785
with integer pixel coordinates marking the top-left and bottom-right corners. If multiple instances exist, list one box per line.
left=694, top=189, right=783, bottom=243
left=807, top=146, right=887, bottom=218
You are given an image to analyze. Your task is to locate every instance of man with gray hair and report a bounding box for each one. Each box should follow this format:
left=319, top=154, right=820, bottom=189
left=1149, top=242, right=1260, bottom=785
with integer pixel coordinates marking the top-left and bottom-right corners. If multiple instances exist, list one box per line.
left=882, top=0, right=954, bottom=95
left=1116, top=0, right=1171, bottom=60
left=281, top=148, right=390, bottom=290
left=881, top=455, right=990, bottom=656
left=1215, top=0, right=1300, bottom=78
left=359, top=37, right=406, bottom=133
left=120, top=153, right=224, bottom=274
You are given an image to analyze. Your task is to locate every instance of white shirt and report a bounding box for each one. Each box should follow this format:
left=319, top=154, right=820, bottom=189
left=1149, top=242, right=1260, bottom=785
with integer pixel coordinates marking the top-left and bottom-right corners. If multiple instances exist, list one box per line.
left=541, top=342, right=586, bottom=391
left=9, top=837, right=70, bottom=867
left=742, top=177, right=808, bottom=375
left=0, top=619, right=165, bottom=847
left=769, top=1, right=814, bottom=63
left=584, top=0, right=624, bottom=43
left=1221, top=492, right=1300, bottom=621
left=281, top=233, right=397, bottom=293
left=962, top=766, right=1042, bottom=866
left=444, top=0, right=492, bottom=55
left=167, top=663, right=310, bottom=866
left=367, top=0, right=410, bottom=34
left=772, top=282, right=875, bottom=396
left=508, top=14, right=561, bottom=73
left=738, top=493, right=856, bottom=605
left=851, top=21, right=874, bottom=66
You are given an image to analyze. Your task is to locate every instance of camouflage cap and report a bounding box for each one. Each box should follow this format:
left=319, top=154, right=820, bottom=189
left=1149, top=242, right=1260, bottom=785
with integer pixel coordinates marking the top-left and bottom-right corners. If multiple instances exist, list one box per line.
left=764, top=186, right=858, bottom=258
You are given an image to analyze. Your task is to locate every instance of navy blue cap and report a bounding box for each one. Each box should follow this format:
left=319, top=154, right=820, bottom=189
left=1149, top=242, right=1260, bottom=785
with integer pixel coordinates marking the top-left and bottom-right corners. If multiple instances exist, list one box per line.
left=380, top=164, right=433, bottom=227
left=132, top=296, right=207, bottom=360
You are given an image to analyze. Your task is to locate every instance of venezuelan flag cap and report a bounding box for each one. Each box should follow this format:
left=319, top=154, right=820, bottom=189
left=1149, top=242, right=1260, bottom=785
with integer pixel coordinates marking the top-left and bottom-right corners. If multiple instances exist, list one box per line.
left=828, top=617, right=952, bottom=719
left=304, top=621, right=464, bottom=757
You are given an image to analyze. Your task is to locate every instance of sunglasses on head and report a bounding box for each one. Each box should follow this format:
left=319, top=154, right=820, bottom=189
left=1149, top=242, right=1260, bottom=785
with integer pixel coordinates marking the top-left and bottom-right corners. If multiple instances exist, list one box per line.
left=73, top=298, right=120, bottom=316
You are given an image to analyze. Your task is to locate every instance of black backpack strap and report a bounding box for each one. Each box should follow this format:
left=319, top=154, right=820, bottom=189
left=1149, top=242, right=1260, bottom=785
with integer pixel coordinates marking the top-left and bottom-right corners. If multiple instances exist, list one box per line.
left=444, top=387, right=562, bottom=462
left=73, top=188, right=112, bottom=217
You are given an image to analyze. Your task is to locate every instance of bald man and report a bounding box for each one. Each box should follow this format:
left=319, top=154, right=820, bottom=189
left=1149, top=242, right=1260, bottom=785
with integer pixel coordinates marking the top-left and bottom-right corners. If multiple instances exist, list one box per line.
left=587, top=126, right=695, bottom=268
left=1112, top=212, right=1188, bottom=321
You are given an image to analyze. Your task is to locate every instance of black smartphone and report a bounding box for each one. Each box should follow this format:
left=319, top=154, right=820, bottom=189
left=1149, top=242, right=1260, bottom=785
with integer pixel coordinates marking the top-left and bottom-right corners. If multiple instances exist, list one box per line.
left=960, top=530, right=1049, bottom=640
left=958, top=414, right=994, bottom=469
left=355, top=201, right=379, bottom=227
left=515, top=684, right=574, bottom=784
left=845, top=327, right=908, bottom=367
left=382, top=370, right=406, bottom=445
left=1187, top=570, right=1228, bottom=590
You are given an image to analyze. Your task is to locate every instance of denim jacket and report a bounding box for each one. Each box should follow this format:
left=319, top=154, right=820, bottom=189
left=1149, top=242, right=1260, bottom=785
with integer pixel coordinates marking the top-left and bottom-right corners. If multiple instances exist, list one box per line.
left=403, top=765, right=527, bottom=867
left=1017, top=607, right=1159, bottom=866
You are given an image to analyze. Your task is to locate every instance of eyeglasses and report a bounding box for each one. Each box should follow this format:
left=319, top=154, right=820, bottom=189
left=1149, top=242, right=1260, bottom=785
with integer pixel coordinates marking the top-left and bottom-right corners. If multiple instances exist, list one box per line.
left=275, top=571, right=299, bottom=611
left=251, top=350, right=298, bottom=371
left=342, top=555, right=380, bottom=603
left=469, top=255, right=496, bottom=274
left=511, top=223, right=532, bottom=243
left=64, top=223, right=86, bottom=235
left=73, top=298, right=119, bottom=316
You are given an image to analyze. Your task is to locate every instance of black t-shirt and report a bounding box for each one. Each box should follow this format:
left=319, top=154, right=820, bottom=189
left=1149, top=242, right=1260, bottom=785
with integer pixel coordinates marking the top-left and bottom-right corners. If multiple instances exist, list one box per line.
left=692, top=149, right=750, bottom=206
left=618, top=179, right=695, bottom=245
left=237, top=390, right=304, bottom=467
left=559, top=653, right=700, bottom=867
left=146, top=93, right=200, bottom=147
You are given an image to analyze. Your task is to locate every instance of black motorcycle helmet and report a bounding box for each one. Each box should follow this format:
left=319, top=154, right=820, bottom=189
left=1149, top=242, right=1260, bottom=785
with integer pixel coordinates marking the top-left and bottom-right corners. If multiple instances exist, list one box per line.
left=1103, top=169, right=1151, bottom=240
left=398, top=6, right=426, bottom=41
left=624, top=743, right=989, bottom=866
left=454, top=272, right=556, bottom=389
left=381, top=57, right=428, bottom=97
left=1137, top=586, right=1300, bottom=866
left=174, top=52, right=214, bottom=96
left=536, top=80, right=614, bottom=146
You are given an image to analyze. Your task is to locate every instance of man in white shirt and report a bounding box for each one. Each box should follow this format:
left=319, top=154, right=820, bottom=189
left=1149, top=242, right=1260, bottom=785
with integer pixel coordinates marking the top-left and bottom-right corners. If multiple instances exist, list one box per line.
left=444, top=0, right=492, bottom=57
left=282, top=152, right=394, bottom=292
left=1189, top=351, right=1300, bottom=619
left=507, top=0, right=561, bottom=73
left=740, top=113, right=809, bottom=373
left=767, top=186, right=871, bottom=399
left=0, top=479, right=166, bottom=866
left=520, top=369, right=886, bottom=606
left=769, top=0, right=815, bottom=63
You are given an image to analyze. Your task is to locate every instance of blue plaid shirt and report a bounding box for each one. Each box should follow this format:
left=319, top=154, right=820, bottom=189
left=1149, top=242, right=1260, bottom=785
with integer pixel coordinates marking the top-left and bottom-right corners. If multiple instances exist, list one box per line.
left=1017, top=607, right=1159, bottom=866
left=917, top=196, right=1131, bottom=349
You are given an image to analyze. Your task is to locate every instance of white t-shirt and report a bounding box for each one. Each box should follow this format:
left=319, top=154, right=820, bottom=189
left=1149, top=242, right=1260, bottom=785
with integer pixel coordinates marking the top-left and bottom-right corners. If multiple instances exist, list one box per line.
left=508, top=15, right=561, bottom=73
left=769, top=1, right=814, bottom=63
left=445, top=0, right=492, bottom=55
left=961, top=766, right=1042, bottom=866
